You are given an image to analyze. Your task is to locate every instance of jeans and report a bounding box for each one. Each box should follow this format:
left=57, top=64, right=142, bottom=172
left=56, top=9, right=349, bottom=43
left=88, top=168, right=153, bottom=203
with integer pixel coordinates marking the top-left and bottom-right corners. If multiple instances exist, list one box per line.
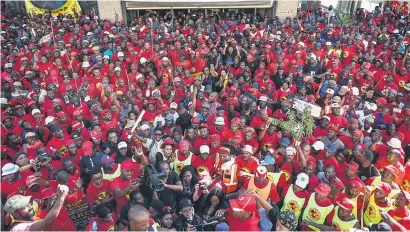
left=214, top=208, right=273, bottom=231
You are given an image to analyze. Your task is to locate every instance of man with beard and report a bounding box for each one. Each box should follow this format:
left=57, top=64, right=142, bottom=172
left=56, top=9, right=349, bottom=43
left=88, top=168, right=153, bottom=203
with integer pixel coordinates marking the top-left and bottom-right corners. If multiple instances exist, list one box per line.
left=86, top=168, right=115, bottom=212
left=1, top=116, right=23, bottom=142
left=321, top=124, right=345, bottom=152
left=62, top=157, right=81, bottom=184
left=5, top=133, right=23, bottom=154
left=4, top=184, right=69, bottom=231
left=46, top=125, right=68, bottom=155
left=363, top=182, right=394, bottom=227
left=111, top=159, right=139, bottom=213
left=65, top=139, right=81, bottom=165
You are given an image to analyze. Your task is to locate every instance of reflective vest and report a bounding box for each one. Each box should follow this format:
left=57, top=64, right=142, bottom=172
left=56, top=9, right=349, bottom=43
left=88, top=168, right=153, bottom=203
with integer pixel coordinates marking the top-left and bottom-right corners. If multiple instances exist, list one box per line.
left=369, top=176, right=401, bottom=199
left=330, top=206, right=359, bottom=231
left=364, top=194, right=393, bottom=226
left=102, top=164, right=121, bottom=181
left=173, top=151, right=193, bottom=174
left=222, top=163, right=238, bottom=193
left=302, top=193, right=334, bottom=231
left=267, top=171, right=283, bottom=186
left=281, top=184, right=306, bottom=219
left=350, top=195, right=359, bottom=219
left=247, top=177, right=272, bottom=208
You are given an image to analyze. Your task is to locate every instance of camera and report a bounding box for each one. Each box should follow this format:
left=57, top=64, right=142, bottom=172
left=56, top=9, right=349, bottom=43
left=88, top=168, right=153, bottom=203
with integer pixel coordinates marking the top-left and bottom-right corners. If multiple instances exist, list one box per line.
left=199, top=183, right=207, bottom=190
left=142, top=165, right=166, bottom=191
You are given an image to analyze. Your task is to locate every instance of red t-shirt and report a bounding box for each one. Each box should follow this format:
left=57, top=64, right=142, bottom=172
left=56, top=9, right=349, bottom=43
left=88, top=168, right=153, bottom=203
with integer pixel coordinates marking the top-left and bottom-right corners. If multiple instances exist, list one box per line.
left=85, top=216, right=116, bottom=231
left=111, top=176, right=133, bottom=213
left=86, top=179, right=112, bottom=205
left=191, top=155, right=215, bottom=176
left=225, top=207, right=261, bottom=231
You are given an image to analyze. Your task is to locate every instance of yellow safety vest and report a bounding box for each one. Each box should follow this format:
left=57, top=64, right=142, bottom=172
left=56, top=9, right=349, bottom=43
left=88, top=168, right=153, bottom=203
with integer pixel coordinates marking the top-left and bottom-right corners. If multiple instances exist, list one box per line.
left=350, top=195, right=359, bottom=219
left=173, top=151, right=193, bottom=174
left=267, top=171, right=283, bottom=186
left=102, top=164, right=121, bottom=181
left=247, top=177, right=272, bottom=208
left=330, top=206, right=359, bottom=232
left=364, top=194, right=393, bottom=226
left=302, top=193, right=334, bottom=231
left=281, top=184, right=306, bottom=219
left=370, top=176, right=401, bottom=199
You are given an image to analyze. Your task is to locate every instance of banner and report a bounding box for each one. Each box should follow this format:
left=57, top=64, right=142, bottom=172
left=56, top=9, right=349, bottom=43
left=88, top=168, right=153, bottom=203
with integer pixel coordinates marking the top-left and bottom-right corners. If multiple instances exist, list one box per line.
left=292, top=99, right=322, bottom=118
left=25, top=0, right=82, bottom=17
left=65, top=199, right=93, bottom=231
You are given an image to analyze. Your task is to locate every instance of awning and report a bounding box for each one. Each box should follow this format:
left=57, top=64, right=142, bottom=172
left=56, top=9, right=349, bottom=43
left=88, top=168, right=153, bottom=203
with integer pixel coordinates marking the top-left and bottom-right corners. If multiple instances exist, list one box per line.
left=126, top=0, right=274, bottom=10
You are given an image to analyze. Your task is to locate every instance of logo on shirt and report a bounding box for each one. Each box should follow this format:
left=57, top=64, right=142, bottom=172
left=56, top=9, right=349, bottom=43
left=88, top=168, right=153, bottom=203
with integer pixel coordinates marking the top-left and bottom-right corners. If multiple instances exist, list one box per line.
left=331, top=222, right=341, bottom=230
left=98, top=191, right=107, bottom=201
left=263, top=143, right=272, bottom=151
left=283, top=170, right=291, bottom=181
left=367, top=205, right=376, bottom=218
left=287, top=200, right=300, bottom=213
left=125, top=192, right=130, bottom=200
left=197, top=166, right=208, bottom=175
left=108, top=225, right=114, bottom=231
left=308, top=209, right=321, bottom=221
left=242, top=167, right=250, bottom=173
left=176, top=163, right=185, bottom=173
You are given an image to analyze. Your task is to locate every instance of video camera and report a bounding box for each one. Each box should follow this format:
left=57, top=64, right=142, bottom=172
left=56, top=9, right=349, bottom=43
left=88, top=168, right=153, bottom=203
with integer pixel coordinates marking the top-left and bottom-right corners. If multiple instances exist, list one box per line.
left=142, top=164, right=167, bottom=192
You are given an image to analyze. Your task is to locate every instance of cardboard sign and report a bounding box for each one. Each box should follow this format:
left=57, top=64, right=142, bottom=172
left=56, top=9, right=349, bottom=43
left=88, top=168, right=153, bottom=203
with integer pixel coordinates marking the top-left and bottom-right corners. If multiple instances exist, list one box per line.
left=292, top=99, right=322, bottom=118
left=65, top=200, right=93, bottom=231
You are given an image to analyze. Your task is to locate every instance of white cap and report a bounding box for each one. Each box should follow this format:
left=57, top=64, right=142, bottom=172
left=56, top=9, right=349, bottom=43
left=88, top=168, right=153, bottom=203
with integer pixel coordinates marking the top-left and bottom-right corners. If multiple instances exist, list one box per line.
left=387, top=138, right=401, bottom=149
left=45, top=116, right=55, bottom=125
left=82, top=62, right=90, bottom=68
left=86, top=32, right=93, bottom=36
left=170, top=102, right=178, bottom=109
left=325, top=41, right=332, bottom=46
left=286, top=147, right=296, bottom=155
left=310, top=54, right=317, bottom=60
left=214, top=117, right=225, bottom=125
left=311, top=141, right=325, bottom=151
left=326, top=89, right=334, bottom=95
left=31, top=109, right=41, bottom=116
left=331, top=103, right=341, bottom=108
left=140, top=57, right=147, bottom=64
left=298, top=42, right=305, bottom=47
left=140, top=124, right=150, bottom=130
left=243, top=145, right=254, bottom=154
left=114, top=67, right=121, bottom=72
left=258, top=96, right=268, bottom=102
left=200, top=145, right=210, bottom=154
left=118, top=52, right=124, bottom=57
left=103, top=55, right=110, bottom=60
left=13, top=82, right=22, bottom=87
left=295, top=173, right=309, bottom=189
left=322, top=116, right=330, bottom=121
left=351, top=87, right=360, bottom=96
left=84, top=96, right=91, bottom=102
left=118, top=141, right=128, bottom=149
left=162, top=57, right=169, bottom=62
left=0, top=98, right=8, bottom=105
left=364, top=102, right=377, bottom=111
left=5, top=63, right=12, bottom=68
left=1, top=163, right=19, bottom=176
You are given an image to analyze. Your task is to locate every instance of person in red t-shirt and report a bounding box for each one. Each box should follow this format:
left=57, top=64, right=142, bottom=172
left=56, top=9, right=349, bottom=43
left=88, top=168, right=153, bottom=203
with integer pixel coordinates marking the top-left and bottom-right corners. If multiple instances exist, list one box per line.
left=86, top=169, right=114, bottom=211
left=235, top=145, right=260, bottom=185
left=111, top=160, right=140, bottom=213
left=1, top=163, right=26, bottom=199
left=191, top=145, right=215, bottom=176
left=85, top=203, right=116, bottom=231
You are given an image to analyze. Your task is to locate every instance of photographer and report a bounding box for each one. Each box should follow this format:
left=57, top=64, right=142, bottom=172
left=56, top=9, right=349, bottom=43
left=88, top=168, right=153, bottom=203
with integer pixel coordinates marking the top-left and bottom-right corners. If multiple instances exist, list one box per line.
left=175, top=198, right=204, bottom=231
left=156, top=161, right=183, bottom=207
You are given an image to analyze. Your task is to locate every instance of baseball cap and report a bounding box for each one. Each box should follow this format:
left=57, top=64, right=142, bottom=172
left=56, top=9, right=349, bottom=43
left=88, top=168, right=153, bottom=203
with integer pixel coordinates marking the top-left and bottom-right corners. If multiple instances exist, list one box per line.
left=118, top=141, right=128, bottom=149
left=336, top=197, right=354, bottom=211
left=314, top=183, right=331, bottom=196
left=202, top=103, right=210, bottom=109
left=375, top=182, right=392, bottom=196
left=286, top=147, right=296, bottom=155
left=280, top=138, right=291, bottom=147
left=31, top=109, right=41, bottom=116
left=311, top=141, right=325, bottom=151
left=101, top=155, right=114, bottom=165
left=199, top=145, right=210, bottom=154
left=25, top=175, right=39, bottom=188
left=330, top=177, right=344, bottom=190
left=214, top=117, right=225, bottom=125
left=255, top=166, right=267, bottom=178
left=90, top=130, right=102, bottom=140
left=230, top=194, right=257, bottom=212
left=140, top=124, right=150, bottom=130
left=82, top=141, right=94, bottom=156
left=121, top=160, right=134, bottom=171
left=179, top=198, right=194, bottom=209
left=2, top=163, right=19, bottom=176
left=346, top=161, right=359, bottom=171
left=179, top=140, right=190, bottom=151
left=243, top=145, right=253, bottom=154
left=261, top=155, right=275, bottom=165
left=295, top=173, right=309, bottom=189
left=4, top=195, right=31, bottom=214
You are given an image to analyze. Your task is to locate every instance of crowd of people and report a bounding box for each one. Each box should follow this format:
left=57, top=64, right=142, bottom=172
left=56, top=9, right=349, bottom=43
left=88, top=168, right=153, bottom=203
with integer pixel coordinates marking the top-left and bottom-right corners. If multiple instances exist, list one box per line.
left=1, top=1, right=410, bottom=231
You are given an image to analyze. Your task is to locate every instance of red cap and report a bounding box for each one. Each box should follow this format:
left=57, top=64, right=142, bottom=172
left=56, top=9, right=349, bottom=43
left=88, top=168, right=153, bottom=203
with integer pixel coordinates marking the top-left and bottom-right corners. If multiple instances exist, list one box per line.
left=161, top=139, right=174, bottom=149
left=346, top=161, right=359, bottom=171
left=377, top=98, right=387, bottom=105
left=31, top=140, right=44, bottom=150
left=192, top=117, right=200, bottom=123
left=199, top=123, right=208, bottom=128
left=122, top=159, right=135, bottom=171
left=328, top=124, right=340, bottom=134
left=210, top=134, right=220, bottom=143
left=229, top=194, right=257, bottom=212
left=231, top=117, right=241, bottom=125
left=72, top=120, right=82, bottom=130
left=162, top=78, right=169, bottom=84
left=90, top=130, right=102, bottom=140
left=336, top=197, right=355, bottom=211
left=218, top=147, right=230, bottom=155
left=384, top=165, right=399, bottom=178
left=179, top=140, right=190, bottom=151
left=82, top=141, right=93, bottom=156
left=56, top=111, right=66, bottom=118
left=314, top=183, right=331, bottom=196
left=352, top=129, right=363, bottom=138
left=161, top=104, right=169, bottom=111
left=375, top=182, right=391, bottom=195
left=73, top=109, right=83, bottom=116
left=255, top=166, right=267, bottom=179
left=349, top=180, right=365, bottom=193
left=400, top=190, right=410, bottom=204
left=25, top=175, right=38, bottom=188
left=330, top=177, right=344, bottom=190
